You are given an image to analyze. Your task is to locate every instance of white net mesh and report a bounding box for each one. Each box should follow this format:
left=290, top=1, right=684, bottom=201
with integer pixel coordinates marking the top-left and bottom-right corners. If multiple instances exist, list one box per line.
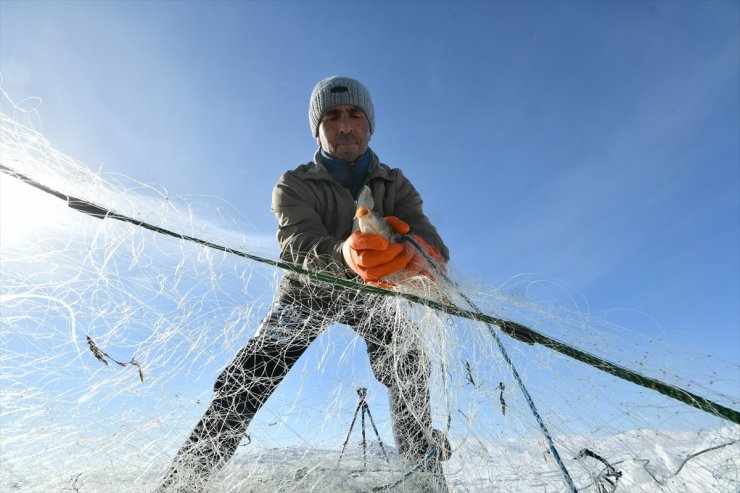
left=1, top=98, right=738, bottom=493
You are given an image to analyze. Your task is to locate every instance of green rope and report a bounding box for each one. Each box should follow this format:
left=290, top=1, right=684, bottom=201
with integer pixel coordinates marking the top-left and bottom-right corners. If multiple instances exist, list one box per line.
left=2, top=163, right=738, bottom=426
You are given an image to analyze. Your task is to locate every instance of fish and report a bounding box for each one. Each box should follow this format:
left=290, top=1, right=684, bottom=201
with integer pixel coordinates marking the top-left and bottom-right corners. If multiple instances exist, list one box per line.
left=352, top=185, right=397, bottom=241
left=351, top=186, right=445, bottom=295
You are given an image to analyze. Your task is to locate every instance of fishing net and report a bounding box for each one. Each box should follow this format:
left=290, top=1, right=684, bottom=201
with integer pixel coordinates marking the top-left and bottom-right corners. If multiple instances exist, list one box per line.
left=1, top=93, right=738, bottom=493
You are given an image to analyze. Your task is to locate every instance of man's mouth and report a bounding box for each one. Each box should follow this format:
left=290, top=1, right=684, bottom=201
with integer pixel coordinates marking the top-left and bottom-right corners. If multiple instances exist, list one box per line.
left=335, top=135, right=358, bottom=145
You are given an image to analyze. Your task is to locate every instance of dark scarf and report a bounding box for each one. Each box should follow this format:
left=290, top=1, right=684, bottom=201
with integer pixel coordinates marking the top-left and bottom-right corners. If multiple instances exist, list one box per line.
left=320, top=149, right=370, bottom=200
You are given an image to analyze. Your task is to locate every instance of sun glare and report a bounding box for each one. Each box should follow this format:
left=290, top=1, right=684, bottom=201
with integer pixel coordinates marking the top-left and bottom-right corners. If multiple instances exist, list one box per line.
left=0, top=174, right=67, bottom=243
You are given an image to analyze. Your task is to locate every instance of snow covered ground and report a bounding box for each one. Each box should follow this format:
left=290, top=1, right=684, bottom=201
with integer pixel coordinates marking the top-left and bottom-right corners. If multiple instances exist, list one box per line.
left=4, top=427, right=736, bottom=492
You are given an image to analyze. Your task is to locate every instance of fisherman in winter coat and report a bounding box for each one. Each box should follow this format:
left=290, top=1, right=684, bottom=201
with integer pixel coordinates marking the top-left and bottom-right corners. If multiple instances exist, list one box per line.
left=157, top=76, right=451, bottom=492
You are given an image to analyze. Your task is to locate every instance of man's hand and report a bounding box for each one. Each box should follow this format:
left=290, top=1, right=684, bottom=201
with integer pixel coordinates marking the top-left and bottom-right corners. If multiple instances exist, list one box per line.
left=404, top=234, right=446, bottom=278
left=342, top=216, right=446, bottom=286
left=342, top=230, right=414, bottom=283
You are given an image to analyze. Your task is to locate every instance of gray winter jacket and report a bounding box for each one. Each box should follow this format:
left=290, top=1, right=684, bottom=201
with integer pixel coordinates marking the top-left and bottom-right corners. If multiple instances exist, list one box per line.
left=272, top=148, right=449, bottom=282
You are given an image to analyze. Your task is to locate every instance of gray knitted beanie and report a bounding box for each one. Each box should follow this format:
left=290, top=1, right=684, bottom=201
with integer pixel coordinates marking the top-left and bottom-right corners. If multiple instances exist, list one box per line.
left=309, top=76, right=375, bottom=136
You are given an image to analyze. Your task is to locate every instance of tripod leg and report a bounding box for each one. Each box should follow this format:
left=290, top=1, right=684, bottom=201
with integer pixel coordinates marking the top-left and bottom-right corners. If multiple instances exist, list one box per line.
left=364, top=406, right=390, bottom=463
left=361, top=402, right=368, bottom=470
left=339, top=400, right=363, bottom=465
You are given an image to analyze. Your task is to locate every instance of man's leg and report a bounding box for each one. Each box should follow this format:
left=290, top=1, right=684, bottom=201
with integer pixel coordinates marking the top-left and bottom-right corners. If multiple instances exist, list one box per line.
left=156, top=299, right=324, bottom=492
left=354, top=308, right=450, bottom=492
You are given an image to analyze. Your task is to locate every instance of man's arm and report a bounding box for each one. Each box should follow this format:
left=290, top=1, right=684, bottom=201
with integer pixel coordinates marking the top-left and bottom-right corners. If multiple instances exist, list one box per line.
left=271, top=173, right=348, bottom=276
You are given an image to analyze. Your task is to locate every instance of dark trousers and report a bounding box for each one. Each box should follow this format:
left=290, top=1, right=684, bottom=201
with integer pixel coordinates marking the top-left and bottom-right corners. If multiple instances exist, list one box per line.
left=157, top=285, right=437, bottom=491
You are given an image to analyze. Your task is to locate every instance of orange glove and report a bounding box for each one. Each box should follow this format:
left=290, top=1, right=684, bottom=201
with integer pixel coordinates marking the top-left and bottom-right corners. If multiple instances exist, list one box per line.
left=384, top=216, right=410, bottom=235
left=342, top=232, right=414, bottom=283
left=387, top=216, right=446, bottom=278
left=384, top=216, right=443, bottom=268
left=342, top=216, right=414, bottom=283
left=405, top=234, right=446, bottom=278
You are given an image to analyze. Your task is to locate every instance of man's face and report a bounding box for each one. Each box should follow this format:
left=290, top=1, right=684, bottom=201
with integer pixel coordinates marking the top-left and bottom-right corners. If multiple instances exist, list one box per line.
left=316, top=104, right=371, bottom=162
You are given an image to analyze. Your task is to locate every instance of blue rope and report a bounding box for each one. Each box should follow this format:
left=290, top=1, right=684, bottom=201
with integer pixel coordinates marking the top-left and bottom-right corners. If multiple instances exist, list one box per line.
left=403, top=235, right=579, bottom=493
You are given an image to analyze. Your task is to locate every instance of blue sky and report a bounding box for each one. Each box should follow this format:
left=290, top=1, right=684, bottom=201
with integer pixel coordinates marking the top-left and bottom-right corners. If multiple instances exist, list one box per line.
left=1, top=0, right=738, bottom=367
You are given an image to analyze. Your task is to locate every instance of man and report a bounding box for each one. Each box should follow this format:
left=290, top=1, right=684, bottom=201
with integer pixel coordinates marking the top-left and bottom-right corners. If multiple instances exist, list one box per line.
left=157, top=76, right=451, bottom=492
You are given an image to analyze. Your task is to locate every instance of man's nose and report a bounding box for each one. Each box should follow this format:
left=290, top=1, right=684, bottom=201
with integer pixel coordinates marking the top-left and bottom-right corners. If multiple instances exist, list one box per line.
left=337, top=114, right=354, bottom=133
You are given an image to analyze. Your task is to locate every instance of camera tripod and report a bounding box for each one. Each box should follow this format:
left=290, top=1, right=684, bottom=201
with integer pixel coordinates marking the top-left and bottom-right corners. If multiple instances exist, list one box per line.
left=338, top=387, right=390, bottom=469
